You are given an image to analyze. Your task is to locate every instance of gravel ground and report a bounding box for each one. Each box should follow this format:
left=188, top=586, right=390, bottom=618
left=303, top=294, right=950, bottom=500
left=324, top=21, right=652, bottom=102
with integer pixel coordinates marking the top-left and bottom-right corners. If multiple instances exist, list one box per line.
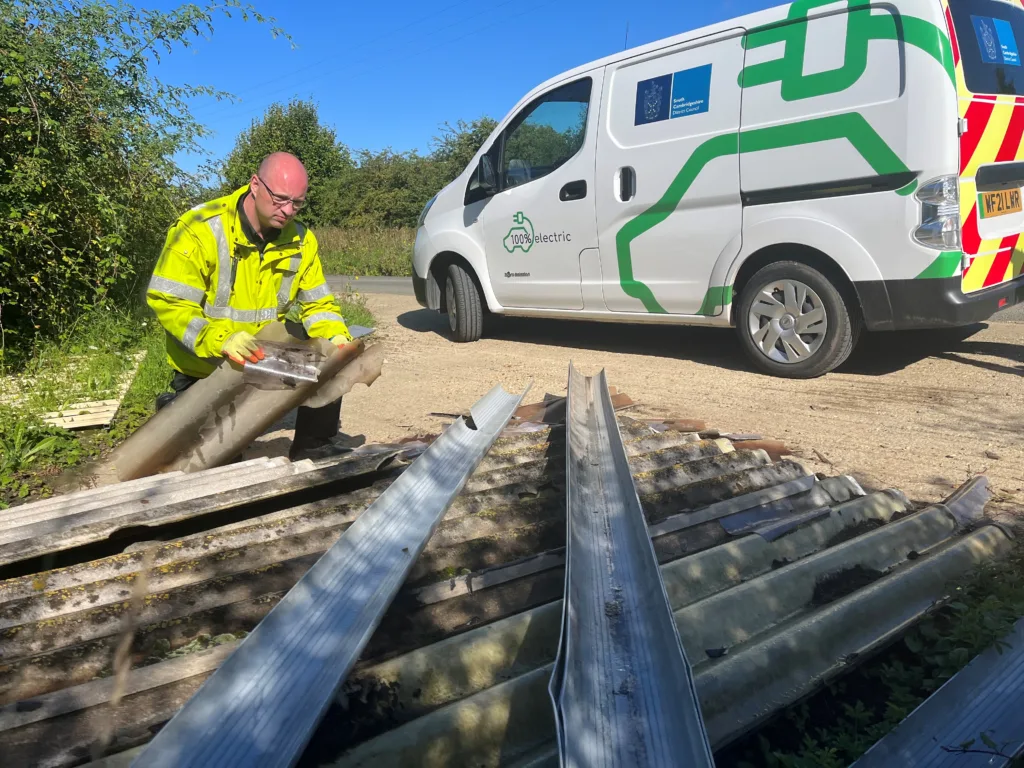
left=325, top=294, right=1024, bottom=528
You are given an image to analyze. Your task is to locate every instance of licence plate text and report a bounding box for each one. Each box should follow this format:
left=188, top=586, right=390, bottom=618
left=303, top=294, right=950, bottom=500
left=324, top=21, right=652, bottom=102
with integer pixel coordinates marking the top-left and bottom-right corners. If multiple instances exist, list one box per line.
left=979, top=188, right=1023, bottom=219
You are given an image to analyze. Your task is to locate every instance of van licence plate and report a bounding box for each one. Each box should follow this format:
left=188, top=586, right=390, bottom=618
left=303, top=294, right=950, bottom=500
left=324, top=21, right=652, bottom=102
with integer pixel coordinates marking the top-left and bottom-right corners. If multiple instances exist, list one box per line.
left=979, top=188, right=1023, bottom=219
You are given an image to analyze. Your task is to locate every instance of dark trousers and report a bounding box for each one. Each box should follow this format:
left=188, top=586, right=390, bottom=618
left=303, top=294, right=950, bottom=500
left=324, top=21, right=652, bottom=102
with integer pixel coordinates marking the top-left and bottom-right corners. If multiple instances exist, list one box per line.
left=155, top=322, right=342, bottom=448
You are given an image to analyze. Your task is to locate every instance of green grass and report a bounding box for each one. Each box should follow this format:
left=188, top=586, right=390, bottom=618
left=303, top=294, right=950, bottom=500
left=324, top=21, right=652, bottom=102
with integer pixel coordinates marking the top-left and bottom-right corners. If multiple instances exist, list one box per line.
left=720, top=542, right=1024, bottom=767
left=317, top=227, right=415, bottom=277
left=0, top=293, right=376, bottom=507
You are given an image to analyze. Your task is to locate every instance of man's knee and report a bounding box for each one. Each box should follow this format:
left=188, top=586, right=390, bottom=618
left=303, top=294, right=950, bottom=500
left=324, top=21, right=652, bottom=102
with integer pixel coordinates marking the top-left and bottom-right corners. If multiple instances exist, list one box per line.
left=156, top=371, right=201, bottom=411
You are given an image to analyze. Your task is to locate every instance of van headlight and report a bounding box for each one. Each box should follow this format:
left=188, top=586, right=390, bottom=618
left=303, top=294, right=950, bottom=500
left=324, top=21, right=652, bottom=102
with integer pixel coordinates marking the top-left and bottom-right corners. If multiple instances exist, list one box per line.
left=913, top=175, right=961, bottom=251
left=418, top=195, right=437, bottom=229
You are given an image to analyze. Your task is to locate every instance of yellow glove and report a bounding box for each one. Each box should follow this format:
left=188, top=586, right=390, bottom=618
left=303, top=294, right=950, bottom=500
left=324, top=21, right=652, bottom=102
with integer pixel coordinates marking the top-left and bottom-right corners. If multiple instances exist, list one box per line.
left=329, top=334, right=352, bottom=347
left=221, top=331, right=265, bottom=365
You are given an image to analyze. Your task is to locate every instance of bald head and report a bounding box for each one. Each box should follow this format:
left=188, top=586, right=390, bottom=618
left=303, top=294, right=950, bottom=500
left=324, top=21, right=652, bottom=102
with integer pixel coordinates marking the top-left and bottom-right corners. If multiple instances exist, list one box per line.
left=259, top=152, right=308, bottom=188
left=249, top=152, right=308, bottom=231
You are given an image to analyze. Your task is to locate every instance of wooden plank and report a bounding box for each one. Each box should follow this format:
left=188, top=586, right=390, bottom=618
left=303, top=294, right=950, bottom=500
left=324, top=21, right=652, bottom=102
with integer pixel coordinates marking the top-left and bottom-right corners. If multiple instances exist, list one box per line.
left=41, top=406, right=121, bottom=429
left=40, top=403, right=120, bottom=415
left=0, top=451, right=399, bottom=567
left=42, top=414, right=119, bottom=429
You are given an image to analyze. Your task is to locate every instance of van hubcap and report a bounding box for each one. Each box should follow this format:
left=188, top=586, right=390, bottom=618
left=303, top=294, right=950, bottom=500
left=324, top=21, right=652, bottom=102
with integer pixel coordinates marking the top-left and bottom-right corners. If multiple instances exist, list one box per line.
left=446, top=279, right=458, bottom=333
left=747, top=279, right=827, bottom=364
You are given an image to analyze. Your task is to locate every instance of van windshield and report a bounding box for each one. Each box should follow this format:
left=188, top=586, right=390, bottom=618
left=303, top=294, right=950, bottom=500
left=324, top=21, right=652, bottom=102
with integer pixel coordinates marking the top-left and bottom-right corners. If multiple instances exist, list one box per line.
left=950, top=0, right=1024, bottom=95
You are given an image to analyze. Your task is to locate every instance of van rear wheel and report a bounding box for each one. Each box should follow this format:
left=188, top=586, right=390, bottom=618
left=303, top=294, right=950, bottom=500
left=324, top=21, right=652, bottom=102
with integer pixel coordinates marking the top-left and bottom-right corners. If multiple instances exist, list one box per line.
left=736, top=261, right=858, bottom=378
left=445, top=263, right=484, bottom=343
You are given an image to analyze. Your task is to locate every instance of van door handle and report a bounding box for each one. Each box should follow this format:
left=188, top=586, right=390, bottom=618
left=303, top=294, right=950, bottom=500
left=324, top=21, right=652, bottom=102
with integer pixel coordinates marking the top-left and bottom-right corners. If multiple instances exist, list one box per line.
left=559, top=180, right=587, bottom=201
left=618, top=167, right=636, bottom=201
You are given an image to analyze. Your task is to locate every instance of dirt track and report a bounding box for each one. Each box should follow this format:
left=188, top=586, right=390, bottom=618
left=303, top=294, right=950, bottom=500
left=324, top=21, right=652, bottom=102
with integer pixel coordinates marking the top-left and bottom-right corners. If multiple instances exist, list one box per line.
left=335, top=294, right=1024, bottom=527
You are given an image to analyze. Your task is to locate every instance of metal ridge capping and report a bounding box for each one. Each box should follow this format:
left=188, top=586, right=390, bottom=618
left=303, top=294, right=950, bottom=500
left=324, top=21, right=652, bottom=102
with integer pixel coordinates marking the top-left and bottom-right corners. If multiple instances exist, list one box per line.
left=550, top=363, right=714, bottom=767
left=132, top=381, right=529, bottom=768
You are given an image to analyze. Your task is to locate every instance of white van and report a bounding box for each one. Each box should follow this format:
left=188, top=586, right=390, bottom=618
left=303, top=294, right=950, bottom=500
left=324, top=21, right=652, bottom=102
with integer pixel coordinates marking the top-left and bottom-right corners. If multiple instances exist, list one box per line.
left=413, top=0, right=1024, bottom=378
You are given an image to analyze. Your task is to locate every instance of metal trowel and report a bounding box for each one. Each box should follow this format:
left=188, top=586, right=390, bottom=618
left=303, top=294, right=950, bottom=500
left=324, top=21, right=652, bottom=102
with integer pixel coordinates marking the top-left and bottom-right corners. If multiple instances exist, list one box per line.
left=242, top=340, right=324, bottom=389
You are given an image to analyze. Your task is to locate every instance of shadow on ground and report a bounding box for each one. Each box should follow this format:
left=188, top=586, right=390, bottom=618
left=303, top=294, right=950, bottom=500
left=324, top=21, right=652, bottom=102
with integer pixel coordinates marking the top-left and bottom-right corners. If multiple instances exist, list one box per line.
left=398, top=310, right=1023, bottom=378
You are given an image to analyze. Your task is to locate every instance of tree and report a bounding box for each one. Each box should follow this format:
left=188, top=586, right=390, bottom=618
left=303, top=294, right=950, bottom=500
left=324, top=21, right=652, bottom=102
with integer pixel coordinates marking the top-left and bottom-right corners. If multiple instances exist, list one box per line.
left=317, top=118, right=498, bottom=229
left=320, top=149, right=442, bottom=229
left=220, top=99, right=352, bottom=226
left=0, top=0, right=286, bottom=364
left=430, top=117, right=498, bottom=181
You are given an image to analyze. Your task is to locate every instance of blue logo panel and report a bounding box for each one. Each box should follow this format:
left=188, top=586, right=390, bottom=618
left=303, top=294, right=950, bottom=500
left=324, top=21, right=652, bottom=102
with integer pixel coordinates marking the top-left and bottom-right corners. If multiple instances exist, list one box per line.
left=671, top=64, right=712, bottom=118
left=973, top=15, right=1021, bottom=67
left=635, top=74, right=672, bottom=125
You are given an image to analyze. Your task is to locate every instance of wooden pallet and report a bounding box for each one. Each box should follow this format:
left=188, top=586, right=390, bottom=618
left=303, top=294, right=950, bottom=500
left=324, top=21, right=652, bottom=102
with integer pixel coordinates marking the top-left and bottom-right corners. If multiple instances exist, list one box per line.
left=3, top=351, right=147, bottom=430
left=38, top=400, right=125, bottom=429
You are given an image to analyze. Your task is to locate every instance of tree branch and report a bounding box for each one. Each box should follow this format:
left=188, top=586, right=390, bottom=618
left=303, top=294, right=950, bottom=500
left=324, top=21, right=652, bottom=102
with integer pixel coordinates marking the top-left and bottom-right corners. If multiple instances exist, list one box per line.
left=22, top=85, right=42, bottom=151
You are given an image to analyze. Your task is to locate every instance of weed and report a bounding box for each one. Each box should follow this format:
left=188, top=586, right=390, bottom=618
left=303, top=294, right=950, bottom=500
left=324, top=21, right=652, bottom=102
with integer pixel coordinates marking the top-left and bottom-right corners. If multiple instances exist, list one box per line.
left=0, top=414, right=80, bottom=504
left=720, top=543, right=1024, bottom=767
left=317, top=227, right=414, bottom=277
left=338, top=294, right=376, bottom=330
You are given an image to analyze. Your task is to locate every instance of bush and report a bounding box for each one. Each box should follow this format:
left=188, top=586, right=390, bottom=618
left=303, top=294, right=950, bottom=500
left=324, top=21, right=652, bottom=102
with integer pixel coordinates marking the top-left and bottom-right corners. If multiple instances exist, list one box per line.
left=0, top=0, right=286, bottom=366
left=220, top=98, right=352, bottom=227
left=317, top=228, right=415, bottom=277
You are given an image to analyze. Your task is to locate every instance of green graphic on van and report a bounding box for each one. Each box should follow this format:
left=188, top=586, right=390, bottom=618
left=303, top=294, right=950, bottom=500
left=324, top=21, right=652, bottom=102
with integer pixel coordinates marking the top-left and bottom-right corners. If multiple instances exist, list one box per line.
left=616, top=113, right=916, bottom=314
left=740, top=0, right=955, bottom=95
left=503, top=212, right=535, bottom=253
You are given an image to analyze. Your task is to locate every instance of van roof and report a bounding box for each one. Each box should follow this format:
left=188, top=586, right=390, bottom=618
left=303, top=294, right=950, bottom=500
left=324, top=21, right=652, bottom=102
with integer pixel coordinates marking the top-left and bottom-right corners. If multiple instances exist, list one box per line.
left=510, top=1, right=787, bottom=114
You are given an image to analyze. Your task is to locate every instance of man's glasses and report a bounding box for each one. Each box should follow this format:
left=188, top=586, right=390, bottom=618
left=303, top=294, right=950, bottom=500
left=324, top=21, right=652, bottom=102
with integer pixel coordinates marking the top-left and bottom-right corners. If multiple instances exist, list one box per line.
left=257, top=175, right=306, bottom=210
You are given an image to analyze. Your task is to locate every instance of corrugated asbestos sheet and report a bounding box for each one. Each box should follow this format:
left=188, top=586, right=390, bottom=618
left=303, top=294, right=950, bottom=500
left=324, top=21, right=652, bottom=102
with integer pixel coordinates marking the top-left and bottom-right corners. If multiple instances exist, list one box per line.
left=0, top=393, right=1013, bottom=767
left=851, top=614, right=1024, bottom=767
left=136, top=384, right=526, bottom=768
left=551, top=365, right=712, bottom=767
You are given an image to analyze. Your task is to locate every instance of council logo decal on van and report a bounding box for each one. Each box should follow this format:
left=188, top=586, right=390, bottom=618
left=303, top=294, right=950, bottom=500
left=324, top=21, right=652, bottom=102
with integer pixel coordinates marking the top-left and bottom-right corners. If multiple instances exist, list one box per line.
left=634, top=64, right=712, bottom=126
left=503, top=212, right=574, bottom=253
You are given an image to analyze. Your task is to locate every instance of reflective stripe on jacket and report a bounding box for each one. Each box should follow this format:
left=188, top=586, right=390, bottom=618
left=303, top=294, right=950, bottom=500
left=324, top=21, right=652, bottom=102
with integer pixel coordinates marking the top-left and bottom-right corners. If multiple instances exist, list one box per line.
left=147, top=185, right=351, bottom=378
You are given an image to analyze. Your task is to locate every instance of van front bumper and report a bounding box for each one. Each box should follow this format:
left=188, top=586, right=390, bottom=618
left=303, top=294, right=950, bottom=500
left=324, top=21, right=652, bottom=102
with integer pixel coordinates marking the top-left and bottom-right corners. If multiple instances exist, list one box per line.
left=857, top=273, right=1024, bottom=331
left=413, top=273, right=428, bottom=307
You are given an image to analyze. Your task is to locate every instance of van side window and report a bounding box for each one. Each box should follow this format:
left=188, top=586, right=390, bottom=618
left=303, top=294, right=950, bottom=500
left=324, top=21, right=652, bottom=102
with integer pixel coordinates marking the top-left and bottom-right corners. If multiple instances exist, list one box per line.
left=949, top=0, right=1024, bottom=95
left=501, top=77, right=592, bottom=190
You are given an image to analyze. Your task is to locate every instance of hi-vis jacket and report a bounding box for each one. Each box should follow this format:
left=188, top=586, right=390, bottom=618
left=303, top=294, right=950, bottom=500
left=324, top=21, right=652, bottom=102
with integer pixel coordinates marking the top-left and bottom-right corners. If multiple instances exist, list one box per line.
left=147, top=186, right=351, bottom=378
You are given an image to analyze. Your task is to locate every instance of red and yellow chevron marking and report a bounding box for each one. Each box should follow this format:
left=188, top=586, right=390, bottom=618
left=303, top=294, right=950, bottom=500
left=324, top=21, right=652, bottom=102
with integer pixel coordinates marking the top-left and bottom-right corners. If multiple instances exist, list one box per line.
left=944, top=0, right=1024, bottom=292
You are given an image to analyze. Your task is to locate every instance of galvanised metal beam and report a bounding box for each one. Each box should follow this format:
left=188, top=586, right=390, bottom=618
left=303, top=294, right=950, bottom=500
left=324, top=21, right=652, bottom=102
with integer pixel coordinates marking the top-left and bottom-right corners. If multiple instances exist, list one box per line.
left=550, top=363, right=714, bottom=768
left=133, top=382, right=529, bottom=768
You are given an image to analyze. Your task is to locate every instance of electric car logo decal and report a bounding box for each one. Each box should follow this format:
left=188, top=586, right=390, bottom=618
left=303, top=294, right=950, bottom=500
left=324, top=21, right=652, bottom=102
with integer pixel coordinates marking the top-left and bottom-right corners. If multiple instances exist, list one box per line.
left=503, top=212, right=535, bottom=253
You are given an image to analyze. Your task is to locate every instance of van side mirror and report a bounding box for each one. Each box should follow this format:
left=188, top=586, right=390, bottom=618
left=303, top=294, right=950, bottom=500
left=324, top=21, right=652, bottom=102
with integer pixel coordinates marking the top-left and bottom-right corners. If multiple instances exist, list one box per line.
left=477, top=155, right=498, bottom=195
left=465, top=153, right=499, bottom=205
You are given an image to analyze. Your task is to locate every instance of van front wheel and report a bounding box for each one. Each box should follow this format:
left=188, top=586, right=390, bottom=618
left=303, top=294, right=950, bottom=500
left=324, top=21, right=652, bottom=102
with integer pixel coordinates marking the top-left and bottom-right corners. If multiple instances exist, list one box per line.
left=735, top=261, right=858, bottom=378
left=445, top=263, right=484, bottom=343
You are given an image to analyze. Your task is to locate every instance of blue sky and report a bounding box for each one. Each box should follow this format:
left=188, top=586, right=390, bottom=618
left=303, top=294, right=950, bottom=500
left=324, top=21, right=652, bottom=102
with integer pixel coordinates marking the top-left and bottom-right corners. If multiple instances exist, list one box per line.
left=145, top=0, right=781, bottom=173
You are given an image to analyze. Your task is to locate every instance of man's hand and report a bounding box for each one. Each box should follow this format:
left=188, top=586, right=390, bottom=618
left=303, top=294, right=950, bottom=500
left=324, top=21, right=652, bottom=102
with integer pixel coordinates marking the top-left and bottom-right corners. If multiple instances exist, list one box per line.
left=221, top=331, right=265, bottom=365
left=329, top=334, right=352, bottom=348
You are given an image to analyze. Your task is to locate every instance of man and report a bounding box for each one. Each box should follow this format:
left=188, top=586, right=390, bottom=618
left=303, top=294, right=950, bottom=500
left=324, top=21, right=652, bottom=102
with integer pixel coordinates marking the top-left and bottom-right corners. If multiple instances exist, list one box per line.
left=147, top=152, right=353, bottom=457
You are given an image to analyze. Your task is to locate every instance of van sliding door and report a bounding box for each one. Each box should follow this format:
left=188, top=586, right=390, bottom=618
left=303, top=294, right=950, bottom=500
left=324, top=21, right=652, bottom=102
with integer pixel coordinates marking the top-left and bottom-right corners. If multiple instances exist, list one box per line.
left=596, top=31, right=746, bottom=316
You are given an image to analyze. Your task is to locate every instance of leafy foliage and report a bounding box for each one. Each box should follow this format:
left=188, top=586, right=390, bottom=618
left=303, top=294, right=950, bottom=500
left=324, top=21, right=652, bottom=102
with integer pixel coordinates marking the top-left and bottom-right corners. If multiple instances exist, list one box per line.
left=0, top=0, right=286, bottom=365
left=429, top=117, right=499, bottom=183
left=503, top=109, right=586, bottom=181
left=220, top=98, right=353, bottom=226
left=0, top=409, right=82, bottom=506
